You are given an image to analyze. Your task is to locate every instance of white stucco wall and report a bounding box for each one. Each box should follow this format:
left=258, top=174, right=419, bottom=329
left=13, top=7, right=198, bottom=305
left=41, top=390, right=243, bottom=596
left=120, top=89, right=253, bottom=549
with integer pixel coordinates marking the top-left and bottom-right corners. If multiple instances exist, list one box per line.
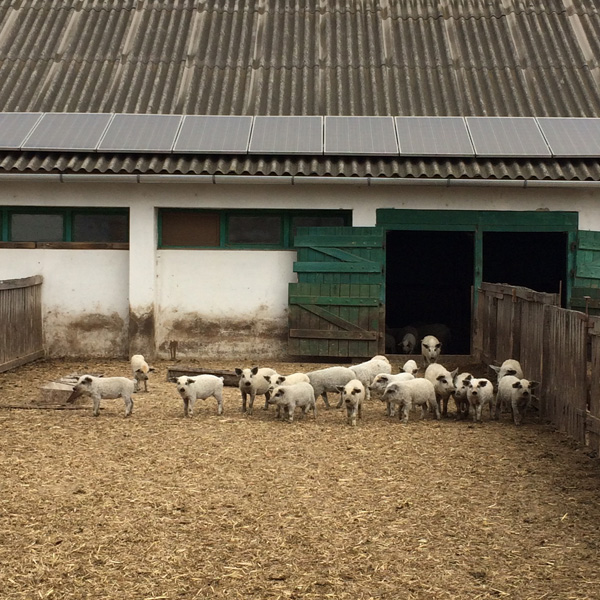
left=1, top=178, right=600, bottom=358
left=0, top=248, right=129, bottom=356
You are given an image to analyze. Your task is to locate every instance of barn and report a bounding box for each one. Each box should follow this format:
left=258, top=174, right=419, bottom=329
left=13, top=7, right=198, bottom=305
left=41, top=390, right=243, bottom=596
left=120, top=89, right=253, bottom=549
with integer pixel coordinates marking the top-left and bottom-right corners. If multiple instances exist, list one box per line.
left=1, top=0, right=600, bottom=361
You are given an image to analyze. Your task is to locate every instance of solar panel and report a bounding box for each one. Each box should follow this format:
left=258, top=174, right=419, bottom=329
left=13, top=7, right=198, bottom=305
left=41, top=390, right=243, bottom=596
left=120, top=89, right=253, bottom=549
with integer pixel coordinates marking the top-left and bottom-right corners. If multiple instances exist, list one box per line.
left=0, top=112, right=43, bottom=150
left=536, top=117, right=600, bottom=157
left=173, top=115, right=253, bottom=153
left=97, top=114, right=183, bottom=152
left=22, top=113, right=113, bottom=151
left=466, top=116, right=551, bottom=157
left=395, top=116, right=474, bottom=156
left=324, top=116, right=398, bottom=155
left=248, top=116, right=323, bottom=154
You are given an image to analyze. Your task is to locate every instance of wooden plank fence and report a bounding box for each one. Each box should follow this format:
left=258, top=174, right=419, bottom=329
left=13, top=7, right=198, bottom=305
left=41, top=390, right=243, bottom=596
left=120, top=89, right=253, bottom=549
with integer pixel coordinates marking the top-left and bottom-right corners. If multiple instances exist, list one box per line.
left=0, top=275, right=44, bottom=373
left=474, top=282, right=600, bottom=457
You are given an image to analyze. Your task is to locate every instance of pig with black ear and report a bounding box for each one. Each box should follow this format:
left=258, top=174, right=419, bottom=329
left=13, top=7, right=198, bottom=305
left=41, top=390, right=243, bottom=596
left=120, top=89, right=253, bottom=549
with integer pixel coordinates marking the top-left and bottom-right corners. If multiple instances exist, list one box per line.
left=490, top=359, right=524, bottom=382
left=67, top=375, right=135, bottom=417
left=495, top=376, right=539, bottom=425
left=306, top=366, right=356, bottom=409
left=424, top=363, right=458, bottom=418
left=466, top=377, right=494, bottom=423
left=453, top=372, right=473, bottom=420
left=402, top=359, right=419, bottom=376
left=381, top=378, right=439, bottom=424
left=336, top=379, right=365, bottom=426
left=369, top=372, right=414, bottom=416
left=235, top=366, right=277, bottom=415
left=176, top=374, right=224, bottom=417
left=421, top=335, right=442, bottom=366
left=130, top=354, right=155, bottom=392
left=267, top=382, right=317, bottom=423
left=348, top=355, right=391, bottom=402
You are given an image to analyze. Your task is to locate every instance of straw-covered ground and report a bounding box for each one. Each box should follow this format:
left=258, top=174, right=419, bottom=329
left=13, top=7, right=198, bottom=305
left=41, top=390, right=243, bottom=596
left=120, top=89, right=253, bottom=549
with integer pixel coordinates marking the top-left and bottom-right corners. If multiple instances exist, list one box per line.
left=1, top=357, right=600, bottom=600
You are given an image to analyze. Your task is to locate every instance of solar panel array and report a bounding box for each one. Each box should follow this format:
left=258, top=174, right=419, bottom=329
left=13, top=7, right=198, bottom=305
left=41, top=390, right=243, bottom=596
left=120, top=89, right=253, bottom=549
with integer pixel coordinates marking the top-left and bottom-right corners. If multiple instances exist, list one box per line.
left=1, top=112, right=600, bottom=158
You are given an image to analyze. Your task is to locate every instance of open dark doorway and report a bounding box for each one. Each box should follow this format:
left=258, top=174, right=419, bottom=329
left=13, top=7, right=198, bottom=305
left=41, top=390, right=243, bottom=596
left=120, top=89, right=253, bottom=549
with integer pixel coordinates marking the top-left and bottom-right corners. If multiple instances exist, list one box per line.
left=482, top=232, right=567, bottom=305
left=385, top=230, right=475, bottom=355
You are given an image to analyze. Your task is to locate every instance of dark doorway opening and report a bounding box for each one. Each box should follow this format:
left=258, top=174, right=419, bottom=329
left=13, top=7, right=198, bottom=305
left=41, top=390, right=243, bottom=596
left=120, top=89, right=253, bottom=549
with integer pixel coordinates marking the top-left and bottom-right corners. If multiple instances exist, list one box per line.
left=482, top=232, right=567, bottom=305
left=385, top=230, right=475, bottom=355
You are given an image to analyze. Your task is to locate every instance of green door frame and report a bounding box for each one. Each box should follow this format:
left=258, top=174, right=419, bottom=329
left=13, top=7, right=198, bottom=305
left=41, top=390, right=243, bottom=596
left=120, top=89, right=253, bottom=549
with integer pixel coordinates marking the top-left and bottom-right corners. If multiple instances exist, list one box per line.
left=377, top=209, right=578, bottom=307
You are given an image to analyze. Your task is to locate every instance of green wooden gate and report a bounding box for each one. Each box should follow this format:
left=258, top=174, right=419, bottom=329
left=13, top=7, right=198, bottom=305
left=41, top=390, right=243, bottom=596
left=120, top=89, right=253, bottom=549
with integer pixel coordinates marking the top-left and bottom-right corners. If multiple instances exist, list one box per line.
left=288, top=227, right=385, bottom=358
left=571, top=230, right=600, bottom=315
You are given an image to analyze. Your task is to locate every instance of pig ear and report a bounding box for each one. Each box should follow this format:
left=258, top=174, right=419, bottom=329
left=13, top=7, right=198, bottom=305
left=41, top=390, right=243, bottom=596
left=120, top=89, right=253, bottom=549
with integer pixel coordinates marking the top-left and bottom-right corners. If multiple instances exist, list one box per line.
left=380, top=375, right=388, bottom=382
left=451, top=368, right=458, bottom=378
left=465, top=374, right=473, bottom=381
left=83, top=376, right=92, bottom=383
left=278, top=388, right=285, bottom=396
left=251, top=366, right=259, bottom=375
left=436, top=375, right=446, bottom=382
left=490, top=365, right=501, bottom=374
left=136, top=368, right=143, bottom=374
left=336, top=386, right=345, bottom=393
left=235, top=368, right=242, bottom=376
left=479, top=380, right=488, bottom=388
left=530, top=381, right=540, bottom=389
left=512, top=381, right=522, bottom=389
left=186, top=378, right=194, bottom=385
left=506, top=369, right=517, bottom=376
left=264, top=375, right=271, bottom=383
left=353, top=387, right=362, bottom=395
left=435, top=343, right=441, bottom=349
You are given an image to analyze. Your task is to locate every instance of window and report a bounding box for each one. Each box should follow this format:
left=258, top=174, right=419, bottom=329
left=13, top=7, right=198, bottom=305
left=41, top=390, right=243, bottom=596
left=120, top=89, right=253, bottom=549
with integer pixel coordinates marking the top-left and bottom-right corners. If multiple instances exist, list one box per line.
left=161, top=211, right=220, bottom=247
left=0, top=208, right=129, bottom=246
left=72, top=212, right=128, bottom=243
left=11, top=213, right=64, bottom=242
left=158, top=209, right=351, bottom=249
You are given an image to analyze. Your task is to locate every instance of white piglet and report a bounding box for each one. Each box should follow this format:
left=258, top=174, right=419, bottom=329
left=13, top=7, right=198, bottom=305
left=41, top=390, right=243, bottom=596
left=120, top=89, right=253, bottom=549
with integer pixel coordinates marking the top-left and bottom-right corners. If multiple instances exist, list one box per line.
left=307, top=366, right=356, bottom=408
left=424, top=363, right=457, bottom=417
left=421, top=335, right=442, bottom=366
left=467, top=377, right=494, bottom=423
left=67, top=375, right=135, bottom=417
left=490, top=359, right=524, bottom=382
left=337, top=379, right=365, bottom=426
left=369, top=372, right=415, bottom=416
left=453, top=372, right=473, bottom=420
left=176, top=375, right=224, bottom=417
left=495, top=376, right=539, bottom=425
left=130, top=354, right=154, bottom=392
left=235, top=367, right=277, bottom=415
left=402, top=359, right=419, bottom=376
left=349, top=355, right=391, bottom=402
left=381, top=378, right=439, bottom=424
left=267, top=382, right=317, bottom=423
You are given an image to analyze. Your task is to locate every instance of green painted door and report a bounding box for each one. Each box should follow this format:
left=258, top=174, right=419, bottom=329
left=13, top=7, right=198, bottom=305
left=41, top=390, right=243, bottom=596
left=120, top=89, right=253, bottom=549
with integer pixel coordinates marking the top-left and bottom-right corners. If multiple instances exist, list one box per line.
left=571, top=230, right=600, bottom=314
left=288, top=227, right=385, bottom=358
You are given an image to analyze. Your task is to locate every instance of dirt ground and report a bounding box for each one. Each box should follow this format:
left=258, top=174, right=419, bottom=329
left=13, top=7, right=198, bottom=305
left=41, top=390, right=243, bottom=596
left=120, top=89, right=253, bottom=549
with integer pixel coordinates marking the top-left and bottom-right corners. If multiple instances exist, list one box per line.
left=1, top=356, right=600, bottom=600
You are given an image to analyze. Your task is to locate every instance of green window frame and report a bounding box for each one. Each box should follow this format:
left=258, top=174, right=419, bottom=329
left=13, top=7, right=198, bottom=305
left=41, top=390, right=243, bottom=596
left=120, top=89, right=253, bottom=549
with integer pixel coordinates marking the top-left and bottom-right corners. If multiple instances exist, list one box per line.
left=0, top=207, right=129, bottom=246
left=158, top=209, right=352, bottom=249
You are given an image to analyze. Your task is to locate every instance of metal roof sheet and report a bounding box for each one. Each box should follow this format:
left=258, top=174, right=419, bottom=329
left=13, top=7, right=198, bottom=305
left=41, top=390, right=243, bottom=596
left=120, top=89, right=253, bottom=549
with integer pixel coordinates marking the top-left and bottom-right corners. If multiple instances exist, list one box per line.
left=0, top=1, right=600, bottom=179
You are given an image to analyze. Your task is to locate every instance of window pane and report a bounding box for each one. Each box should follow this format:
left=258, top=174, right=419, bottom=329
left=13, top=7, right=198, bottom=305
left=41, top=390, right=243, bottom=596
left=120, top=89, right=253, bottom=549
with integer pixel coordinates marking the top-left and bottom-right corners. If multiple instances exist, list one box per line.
left=73, top=213, right=129, bottom=243
left=161, top=211, right=220, bottom=247
left=227, top=215, right=281, bottom=245
left=291, top=215, right=347, bottom=240
left=11, top=213, right=63, bottom=242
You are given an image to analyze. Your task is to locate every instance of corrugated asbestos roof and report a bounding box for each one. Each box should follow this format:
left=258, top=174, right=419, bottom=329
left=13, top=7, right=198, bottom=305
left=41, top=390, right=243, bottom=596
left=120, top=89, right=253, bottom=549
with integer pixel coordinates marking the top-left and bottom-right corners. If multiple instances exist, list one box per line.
left=1, top=0, right=600, bottom=180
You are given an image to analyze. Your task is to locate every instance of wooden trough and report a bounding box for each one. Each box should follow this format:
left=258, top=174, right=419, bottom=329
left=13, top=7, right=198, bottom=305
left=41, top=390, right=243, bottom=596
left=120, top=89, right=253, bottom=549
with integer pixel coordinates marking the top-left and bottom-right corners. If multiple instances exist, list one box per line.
left=166, top=366, right=239, bottom=387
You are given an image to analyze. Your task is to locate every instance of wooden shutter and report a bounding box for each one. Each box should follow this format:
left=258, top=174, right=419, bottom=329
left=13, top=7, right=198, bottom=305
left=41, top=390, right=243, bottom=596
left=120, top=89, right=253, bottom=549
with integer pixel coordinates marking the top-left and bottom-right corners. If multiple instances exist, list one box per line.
left=571, top=230, right=600, bottom=314
left=288, top=227, right=384, bottom=358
